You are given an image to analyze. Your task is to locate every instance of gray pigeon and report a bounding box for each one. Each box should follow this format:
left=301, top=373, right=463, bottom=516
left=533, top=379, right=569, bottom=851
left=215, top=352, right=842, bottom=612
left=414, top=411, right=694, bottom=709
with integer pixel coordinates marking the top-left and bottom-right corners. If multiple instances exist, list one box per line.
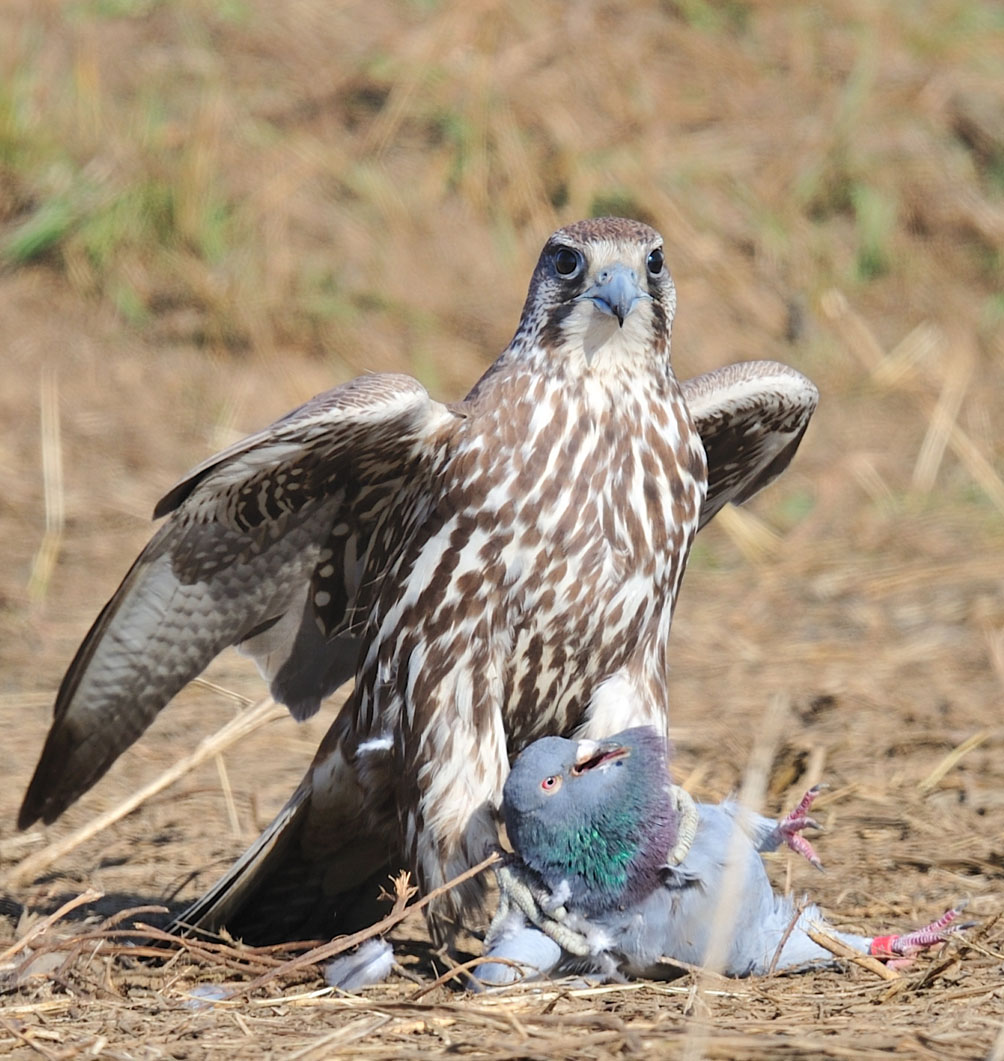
left=475, top=726, right=962, bottom=985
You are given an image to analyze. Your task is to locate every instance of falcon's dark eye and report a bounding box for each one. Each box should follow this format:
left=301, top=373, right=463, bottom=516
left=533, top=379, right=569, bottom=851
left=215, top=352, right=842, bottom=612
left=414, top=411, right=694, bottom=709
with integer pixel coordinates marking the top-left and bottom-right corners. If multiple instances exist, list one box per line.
left=553, top=247, right=583, bottom=278
left=540, top=775, right=562, bottom=794
left=647, top=248, right=665, bottom=276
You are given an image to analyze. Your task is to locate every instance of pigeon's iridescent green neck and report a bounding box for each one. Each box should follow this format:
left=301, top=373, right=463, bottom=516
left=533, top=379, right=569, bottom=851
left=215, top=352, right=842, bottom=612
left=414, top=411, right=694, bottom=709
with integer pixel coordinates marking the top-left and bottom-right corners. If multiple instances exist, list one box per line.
left=543, top=809, right=645, bottom=899
left=519, top=745, right=676, bottom=913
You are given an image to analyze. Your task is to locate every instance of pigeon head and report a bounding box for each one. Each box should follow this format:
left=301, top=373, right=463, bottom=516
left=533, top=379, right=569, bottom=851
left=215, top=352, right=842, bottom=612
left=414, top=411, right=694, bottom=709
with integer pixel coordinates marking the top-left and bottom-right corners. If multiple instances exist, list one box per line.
left=503, top=726, right=677, bottom=914
left=514, top=217, right=677, bottom=373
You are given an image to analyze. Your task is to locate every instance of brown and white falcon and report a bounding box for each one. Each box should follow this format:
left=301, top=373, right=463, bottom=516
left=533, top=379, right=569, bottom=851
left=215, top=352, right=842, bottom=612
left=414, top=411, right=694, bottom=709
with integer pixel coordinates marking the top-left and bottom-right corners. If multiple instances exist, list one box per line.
left=18, top=218, right=818, bottom=942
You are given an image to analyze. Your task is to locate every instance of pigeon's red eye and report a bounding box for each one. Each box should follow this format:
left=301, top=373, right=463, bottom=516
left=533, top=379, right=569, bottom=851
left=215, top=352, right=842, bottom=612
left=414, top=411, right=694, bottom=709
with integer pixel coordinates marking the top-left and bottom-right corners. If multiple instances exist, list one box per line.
left=540, top=775, right=562, bottom=794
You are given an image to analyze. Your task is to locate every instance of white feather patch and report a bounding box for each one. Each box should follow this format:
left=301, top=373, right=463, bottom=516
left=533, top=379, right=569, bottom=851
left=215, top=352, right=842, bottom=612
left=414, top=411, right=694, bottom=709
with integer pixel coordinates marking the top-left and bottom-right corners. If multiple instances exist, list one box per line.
left=324, top=938, right=395, bottom=991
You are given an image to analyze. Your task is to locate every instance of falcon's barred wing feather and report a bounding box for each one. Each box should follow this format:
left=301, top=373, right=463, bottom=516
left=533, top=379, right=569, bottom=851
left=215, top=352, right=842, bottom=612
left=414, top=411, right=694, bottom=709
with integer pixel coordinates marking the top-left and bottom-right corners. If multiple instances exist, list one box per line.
left=681, top=360, right=818, bottom=530
left=18, top=374, right=458, bottom=829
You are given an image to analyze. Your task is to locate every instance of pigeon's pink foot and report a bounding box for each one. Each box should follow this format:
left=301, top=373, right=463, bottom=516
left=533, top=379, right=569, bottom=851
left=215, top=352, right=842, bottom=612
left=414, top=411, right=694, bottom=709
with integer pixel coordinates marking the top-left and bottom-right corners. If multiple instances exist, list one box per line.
left=776, top=785, right=824, bottom=871
left=869, top=908, right=970, bottom=969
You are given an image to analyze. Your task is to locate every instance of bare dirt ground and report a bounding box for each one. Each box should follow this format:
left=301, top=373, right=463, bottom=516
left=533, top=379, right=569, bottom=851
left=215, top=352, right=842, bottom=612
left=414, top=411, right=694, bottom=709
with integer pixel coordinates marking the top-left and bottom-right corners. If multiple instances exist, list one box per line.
left=1, top=1, right=1003, bottom=1057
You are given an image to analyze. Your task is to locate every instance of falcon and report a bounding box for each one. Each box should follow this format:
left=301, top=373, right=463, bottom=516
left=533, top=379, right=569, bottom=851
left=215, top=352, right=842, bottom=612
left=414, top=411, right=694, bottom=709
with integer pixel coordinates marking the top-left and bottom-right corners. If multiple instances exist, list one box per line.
left=18, top=218, right=818, bottom=942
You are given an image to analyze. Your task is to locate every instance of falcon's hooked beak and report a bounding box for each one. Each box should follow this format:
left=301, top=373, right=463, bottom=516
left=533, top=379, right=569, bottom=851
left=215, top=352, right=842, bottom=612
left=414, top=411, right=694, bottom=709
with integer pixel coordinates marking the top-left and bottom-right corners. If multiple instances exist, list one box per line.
left=578, top=263, right=649, bottom=327
left=571, top=738, right=631, bottom=775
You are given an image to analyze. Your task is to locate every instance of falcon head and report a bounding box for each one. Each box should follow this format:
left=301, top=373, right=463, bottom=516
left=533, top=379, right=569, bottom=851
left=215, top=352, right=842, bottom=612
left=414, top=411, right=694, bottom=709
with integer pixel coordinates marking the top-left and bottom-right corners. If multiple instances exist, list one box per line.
left=515, top=217, right=676, bottom=372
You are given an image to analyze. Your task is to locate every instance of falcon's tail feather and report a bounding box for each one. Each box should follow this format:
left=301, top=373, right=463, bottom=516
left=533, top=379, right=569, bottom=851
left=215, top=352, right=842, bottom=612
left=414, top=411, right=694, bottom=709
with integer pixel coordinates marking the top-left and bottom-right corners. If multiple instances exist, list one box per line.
left=169, top=778, right=314, bottom=942
left=170, top=774, right=397, bottom=945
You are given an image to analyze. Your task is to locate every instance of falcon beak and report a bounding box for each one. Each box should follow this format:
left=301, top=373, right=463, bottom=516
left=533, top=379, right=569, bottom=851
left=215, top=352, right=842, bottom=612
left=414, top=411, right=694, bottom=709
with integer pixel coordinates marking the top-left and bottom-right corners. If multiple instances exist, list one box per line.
left=572, top=739, right=631, bottom=775
left=578, top=263, right=649, bottom=327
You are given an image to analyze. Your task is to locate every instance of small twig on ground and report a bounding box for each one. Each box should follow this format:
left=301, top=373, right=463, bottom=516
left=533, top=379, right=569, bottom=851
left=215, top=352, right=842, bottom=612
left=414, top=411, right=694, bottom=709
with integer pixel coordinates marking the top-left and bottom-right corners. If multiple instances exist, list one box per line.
left=918, top=731, right=989, bottom=794
left=805, top=925, right=900, bottom=982
left=767, top=897, right=809, bottom=976
left=0, top=888, right=103, bottom=967
left=408, top=953, right=506, bottom=999
left=234, top=851, right=500, bottom=996
left=27, top=365, right=64, bottom=604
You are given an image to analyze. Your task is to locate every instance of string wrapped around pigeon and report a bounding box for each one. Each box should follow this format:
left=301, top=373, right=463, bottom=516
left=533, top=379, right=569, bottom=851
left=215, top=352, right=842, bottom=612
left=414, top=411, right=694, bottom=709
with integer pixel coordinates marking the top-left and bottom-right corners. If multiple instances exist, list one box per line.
left=474, top=726, right=966, bottom=985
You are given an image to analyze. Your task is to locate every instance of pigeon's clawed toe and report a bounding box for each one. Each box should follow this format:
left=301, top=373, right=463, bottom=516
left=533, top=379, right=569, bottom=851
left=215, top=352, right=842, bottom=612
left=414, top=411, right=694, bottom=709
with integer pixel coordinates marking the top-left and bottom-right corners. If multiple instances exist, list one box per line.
left=869, top=907, right=972, bottom=969
left=773, top=785, right=825, bottom=871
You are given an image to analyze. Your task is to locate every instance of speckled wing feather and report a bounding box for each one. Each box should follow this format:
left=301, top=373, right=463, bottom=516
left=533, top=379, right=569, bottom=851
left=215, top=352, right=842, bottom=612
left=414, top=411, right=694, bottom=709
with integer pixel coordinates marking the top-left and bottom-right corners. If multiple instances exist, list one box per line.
left=18, top=374, right=458, bottom=828
left=681, top=360, right=818, bottom=530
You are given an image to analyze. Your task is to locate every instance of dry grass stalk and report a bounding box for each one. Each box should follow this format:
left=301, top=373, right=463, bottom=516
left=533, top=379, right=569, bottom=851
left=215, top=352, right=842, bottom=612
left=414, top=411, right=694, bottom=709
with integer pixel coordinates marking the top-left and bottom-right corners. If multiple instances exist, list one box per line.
left=917, top=731, right=989, bottom=794
left=681, top=693, right=790, bottom=1060
left=712, top=505, right=782, bottom=565
left=766, top=898, right=809, bottom=977
left=27, top=366, right=64, bottom=603
left=191, top=677, right=256, bottom=706
left=823, top=292, right=1004, bottom=516
left=939, top=417, right=1004, bottom=516
left=820, top=290, right=886, bottom=371
left=233, top=854, right=499, bottom=997
left=0, top=857, right=496, bottom=1005
left=3, top=696, right=287, bottom=888
left=214, top=753, right=243, bottom=838
left=912, top=335, right=974, bottom=492
left=285, top=1014, right=394, bottom=1060
left=871, top=322, right=942, bottom=390
left=0, top=888, right=102, bottom=967
left=984, top=1023, right=1004, bottom=1061
left=805, top=924, right=899, bottom=981
left=407, top=953, right=494, bottom=999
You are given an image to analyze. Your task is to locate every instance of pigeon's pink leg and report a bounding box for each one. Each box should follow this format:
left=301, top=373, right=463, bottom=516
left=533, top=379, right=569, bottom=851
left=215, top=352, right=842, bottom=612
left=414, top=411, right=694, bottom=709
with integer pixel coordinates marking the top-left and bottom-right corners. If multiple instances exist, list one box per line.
left=776, top=785, right=824, bottom=871
left=870, top=908, right=969, bottom=969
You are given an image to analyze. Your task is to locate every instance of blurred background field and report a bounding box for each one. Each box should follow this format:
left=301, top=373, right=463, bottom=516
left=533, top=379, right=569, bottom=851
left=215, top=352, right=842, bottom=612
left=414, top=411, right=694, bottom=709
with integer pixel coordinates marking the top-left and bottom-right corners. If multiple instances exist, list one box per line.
left=0, top=0, right=1002, bottom=1056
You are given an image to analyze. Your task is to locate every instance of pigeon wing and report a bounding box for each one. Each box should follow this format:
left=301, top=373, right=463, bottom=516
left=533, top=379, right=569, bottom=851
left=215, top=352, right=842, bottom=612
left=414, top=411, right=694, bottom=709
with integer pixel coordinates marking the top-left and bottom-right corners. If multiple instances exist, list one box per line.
left=19, top=373, right=458, bottom=828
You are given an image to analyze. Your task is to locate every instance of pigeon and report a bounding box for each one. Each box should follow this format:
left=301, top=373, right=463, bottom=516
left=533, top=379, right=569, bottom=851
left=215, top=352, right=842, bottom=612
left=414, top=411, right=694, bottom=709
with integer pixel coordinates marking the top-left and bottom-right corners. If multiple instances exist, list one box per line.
left=474, top=727, right=963, bottom=984
left=323, top=938, right=396, bottom=992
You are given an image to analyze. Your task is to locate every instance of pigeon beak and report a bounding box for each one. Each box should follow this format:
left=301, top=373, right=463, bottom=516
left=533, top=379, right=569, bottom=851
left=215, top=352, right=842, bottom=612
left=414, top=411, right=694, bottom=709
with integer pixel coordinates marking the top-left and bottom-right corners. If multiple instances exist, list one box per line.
left=572, top=739, right=631, bottom=775
left=578, top=263, right=649, bottom=327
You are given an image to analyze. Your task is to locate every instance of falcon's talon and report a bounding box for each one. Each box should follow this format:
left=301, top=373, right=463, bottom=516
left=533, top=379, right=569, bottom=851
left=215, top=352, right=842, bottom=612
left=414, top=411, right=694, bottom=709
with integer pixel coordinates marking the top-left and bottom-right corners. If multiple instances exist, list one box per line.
left=493, top=860, right=592, bottom=958
left=667, top=785, right=699, bottom=866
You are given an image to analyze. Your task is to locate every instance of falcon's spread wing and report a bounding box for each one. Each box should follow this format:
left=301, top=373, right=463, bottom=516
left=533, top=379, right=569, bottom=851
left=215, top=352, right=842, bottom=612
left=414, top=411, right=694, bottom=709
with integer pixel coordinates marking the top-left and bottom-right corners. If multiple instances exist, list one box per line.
left=18, top=374, right=458, bottom=829
left=681, top=360, right=818, bottom=530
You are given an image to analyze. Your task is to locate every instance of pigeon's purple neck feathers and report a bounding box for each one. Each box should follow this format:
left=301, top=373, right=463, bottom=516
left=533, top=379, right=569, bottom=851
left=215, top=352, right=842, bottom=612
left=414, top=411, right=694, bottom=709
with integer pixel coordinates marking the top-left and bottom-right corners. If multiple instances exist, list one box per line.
left=505, top=727, right=677, bottom=915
